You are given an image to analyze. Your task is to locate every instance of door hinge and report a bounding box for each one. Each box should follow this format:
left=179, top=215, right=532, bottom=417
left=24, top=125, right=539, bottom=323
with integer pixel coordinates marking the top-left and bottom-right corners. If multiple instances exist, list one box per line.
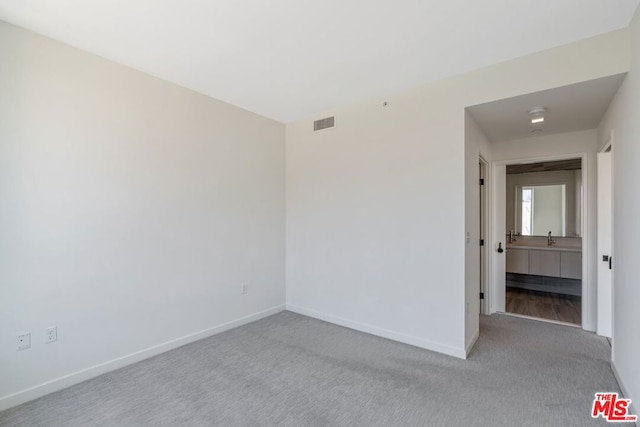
left=479, top=178, right=485, bottom=185
left=480, top=239, right=485, bottom=246
left=480, top=292, right=485, bottom=300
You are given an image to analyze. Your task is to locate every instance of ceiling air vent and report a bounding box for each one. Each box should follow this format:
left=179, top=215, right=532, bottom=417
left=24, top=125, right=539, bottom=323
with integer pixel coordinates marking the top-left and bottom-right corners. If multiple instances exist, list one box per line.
left=313, top=116, right=335, bottom=131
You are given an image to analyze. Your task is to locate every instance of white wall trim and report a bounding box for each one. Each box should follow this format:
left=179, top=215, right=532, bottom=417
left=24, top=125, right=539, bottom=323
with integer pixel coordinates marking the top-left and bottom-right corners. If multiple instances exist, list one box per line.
left=489, top=151, right=593, bottom=331
left=286, top=304, right=466, bottom=359
left=492, top=152, right=587, bottom=167
left=465, top=328, right=480, bottom=357
left=597, top=130, right=614, bottom=339
left=600, top=130, right=614, bottom=154
left=0, top=305, right=285, bottom=412
left=480, top=154, right=491, bottom=316
left=612, top=361, right=637, bottom=419
left=580, top=151, right=592, bottom=330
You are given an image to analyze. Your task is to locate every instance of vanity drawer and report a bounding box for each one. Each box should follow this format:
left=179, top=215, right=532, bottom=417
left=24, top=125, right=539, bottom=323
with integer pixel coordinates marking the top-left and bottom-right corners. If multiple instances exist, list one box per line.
left=528, top=250, right=561, bottom=277
left=506, top=249, right=529, bottom=274
left=560, top=252, right=582, bottom=279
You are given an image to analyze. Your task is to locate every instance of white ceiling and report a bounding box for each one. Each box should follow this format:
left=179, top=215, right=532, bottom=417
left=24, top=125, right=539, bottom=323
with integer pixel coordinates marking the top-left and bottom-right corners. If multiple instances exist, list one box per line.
left=0, top=1, right=638, bottom=123
left=466, top=74, right=627, bottom=142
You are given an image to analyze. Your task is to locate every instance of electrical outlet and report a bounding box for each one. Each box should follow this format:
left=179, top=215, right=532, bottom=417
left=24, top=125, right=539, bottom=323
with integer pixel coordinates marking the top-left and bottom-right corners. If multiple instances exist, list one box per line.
left=17, top=332, right=31, bottom=351
left=242, top=284, right=249, bottom=295
left=45, top=326, right=57, bottom=344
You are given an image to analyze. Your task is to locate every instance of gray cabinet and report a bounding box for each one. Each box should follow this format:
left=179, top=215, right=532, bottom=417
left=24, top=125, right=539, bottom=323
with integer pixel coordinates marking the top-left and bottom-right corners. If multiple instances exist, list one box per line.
left=560, top=252, right=582, bottom=279
left=506, top=249, right=529, bottom=274
left=529, top=250, right=561, bottom=277
left=506, top=247, right=581, bottom=279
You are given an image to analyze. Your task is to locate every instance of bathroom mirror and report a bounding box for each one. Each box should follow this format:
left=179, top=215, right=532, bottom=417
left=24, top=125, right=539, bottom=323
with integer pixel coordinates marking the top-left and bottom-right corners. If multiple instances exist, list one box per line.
left=506, top=158, right=582, bottom=237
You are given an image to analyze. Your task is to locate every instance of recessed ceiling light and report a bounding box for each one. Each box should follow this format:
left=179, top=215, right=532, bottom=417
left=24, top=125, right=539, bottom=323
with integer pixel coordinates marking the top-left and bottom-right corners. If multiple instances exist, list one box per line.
left=528, top=107, right=546, bottom=125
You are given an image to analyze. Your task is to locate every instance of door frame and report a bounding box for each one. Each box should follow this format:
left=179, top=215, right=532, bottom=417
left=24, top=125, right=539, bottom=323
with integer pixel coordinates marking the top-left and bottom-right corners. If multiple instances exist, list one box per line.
left=597, top=133, right=613, bottom=337
left=489, top=152, right=591, bottom=329
left=479, top=155, right=490, bottom=315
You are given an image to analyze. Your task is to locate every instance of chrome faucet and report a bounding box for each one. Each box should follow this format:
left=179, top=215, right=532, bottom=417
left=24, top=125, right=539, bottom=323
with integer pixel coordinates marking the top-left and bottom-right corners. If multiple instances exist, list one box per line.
left=547, top=231, right=556, bottom=246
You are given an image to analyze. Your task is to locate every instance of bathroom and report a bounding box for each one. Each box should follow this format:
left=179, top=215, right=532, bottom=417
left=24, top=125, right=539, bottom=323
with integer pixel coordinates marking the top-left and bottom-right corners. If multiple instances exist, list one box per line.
left=504, top=158, right=582, bottom=325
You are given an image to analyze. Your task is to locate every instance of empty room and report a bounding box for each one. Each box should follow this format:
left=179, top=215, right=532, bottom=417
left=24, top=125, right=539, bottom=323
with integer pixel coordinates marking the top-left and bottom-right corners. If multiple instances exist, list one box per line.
left=1, top=1, right=640, bottom=426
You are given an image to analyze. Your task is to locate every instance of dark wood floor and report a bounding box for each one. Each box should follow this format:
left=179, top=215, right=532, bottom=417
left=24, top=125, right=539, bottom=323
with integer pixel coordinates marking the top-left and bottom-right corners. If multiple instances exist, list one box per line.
left=506, top=287, right=581, bottom=325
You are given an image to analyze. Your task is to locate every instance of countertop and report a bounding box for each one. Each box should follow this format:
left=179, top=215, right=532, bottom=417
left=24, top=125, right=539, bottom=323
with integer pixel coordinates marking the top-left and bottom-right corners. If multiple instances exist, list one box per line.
left=506, top=245, right=581, bottom=253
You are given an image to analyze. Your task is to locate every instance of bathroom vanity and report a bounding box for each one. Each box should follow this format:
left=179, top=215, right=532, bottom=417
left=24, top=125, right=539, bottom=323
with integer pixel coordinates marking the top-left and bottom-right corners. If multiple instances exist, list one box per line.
left=506, top=237, right=582, bottom=296
left=506, top=245, right=581, bottom=279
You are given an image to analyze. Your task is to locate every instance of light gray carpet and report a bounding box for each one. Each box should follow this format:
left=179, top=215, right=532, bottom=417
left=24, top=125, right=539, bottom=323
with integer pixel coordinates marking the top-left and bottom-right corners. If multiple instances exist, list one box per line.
left=0, top=312, right=621, bottom=426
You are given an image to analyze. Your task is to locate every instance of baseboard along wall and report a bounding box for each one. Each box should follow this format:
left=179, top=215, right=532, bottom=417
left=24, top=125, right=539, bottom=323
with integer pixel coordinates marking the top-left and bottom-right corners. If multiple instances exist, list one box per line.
left=286, top=304, right=466, bottom=359
left=0, top=305, right=285, bottom=412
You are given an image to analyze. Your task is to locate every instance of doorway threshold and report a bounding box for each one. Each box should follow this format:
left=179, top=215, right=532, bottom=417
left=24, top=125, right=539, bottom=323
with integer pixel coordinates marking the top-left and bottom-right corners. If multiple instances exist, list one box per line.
left=500, top=312, right=581, bottom=328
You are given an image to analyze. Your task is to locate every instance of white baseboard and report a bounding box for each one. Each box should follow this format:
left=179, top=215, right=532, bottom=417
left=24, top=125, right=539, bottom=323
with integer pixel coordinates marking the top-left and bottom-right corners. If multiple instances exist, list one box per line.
left=0, top=304, right=285, bottom=412
left=286, top=304, right=465, bottom=359
left=612, top=361, right=637, bottom=421
left=465, top=328, right=479, bottom=358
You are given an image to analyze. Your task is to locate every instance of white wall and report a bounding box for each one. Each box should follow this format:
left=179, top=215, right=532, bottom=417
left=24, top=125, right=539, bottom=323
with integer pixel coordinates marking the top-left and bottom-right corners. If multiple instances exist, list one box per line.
left=597, top=5, right=640, bottom=411
left=286, top=31, right=628, bottom=358
left=492, top=129, right=599, bottom=330
left=0, top=22, right=285, bottom=409
left=464, top=112, right=491, bottom=352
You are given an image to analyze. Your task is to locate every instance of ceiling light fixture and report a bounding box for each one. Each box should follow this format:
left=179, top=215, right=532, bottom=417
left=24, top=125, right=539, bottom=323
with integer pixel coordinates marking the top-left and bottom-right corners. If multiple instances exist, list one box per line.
left=528, top=108, right=546, bottom=125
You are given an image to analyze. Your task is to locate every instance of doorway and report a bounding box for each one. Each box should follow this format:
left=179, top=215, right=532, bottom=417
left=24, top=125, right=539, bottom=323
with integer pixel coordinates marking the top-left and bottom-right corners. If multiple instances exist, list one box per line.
left=504, top=158, right=582, bottom=325
left=492, top=153, right=588, bottom=326
left=492, top=155, right=587, bottom=327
